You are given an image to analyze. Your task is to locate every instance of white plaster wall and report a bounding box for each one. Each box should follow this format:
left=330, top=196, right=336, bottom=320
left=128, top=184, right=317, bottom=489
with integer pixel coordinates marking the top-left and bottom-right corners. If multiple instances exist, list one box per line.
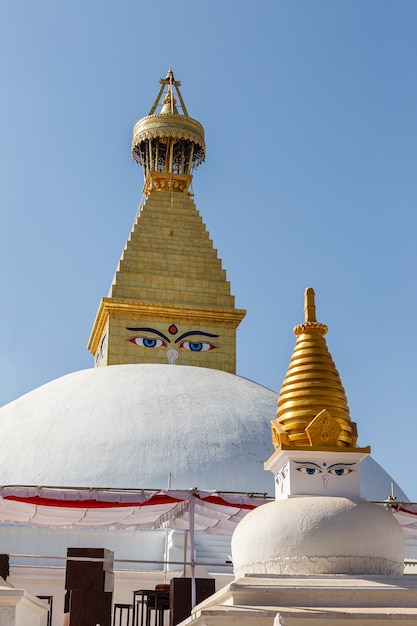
left=2, top=525, right=166, bottom=569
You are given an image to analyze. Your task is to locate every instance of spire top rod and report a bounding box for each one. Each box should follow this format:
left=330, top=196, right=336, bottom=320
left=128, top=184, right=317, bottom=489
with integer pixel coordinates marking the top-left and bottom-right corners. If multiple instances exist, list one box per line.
left=304, top=287, right=317, bottom=323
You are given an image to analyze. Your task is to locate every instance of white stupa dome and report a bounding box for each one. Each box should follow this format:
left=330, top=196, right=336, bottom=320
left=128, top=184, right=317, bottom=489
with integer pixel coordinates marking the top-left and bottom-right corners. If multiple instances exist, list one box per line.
left=0, top=364, right=277, bottom=493
left=0, top=363, right=408, bottom=500
left=231, top=496, right=405, bottom=577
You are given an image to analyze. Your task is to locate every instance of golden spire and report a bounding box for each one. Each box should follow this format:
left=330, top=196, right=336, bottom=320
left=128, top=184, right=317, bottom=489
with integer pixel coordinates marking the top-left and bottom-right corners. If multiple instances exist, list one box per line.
left=87, top=71, right=245, bottom=373
left=271, top=288, right=359, bottom=450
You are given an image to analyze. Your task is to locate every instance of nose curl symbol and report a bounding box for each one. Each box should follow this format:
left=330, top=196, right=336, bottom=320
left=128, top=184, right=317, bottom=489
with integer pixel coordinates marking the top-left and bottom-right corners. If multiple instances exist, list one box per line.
left=167, top=349, right=178, bottom=365
left=322, top=475, right=329, bottom=489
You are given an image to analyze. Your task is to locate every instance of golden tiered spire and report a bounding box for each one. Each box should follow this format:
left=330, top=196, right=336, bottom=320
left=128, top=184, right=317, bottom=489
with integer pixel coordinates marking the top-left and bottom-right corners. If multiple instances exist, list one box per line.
left=88, top=70, right=245, bottom=373
left=271, top=288, right=362, bottom=451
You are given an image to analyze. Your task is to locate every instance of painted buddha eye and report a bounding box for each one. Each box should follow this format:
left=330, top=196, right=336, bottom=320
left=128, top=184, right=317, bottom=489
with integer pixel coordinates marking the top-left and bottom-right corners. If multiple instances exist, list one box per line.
left=129, top=337, right=167, bottom=348
left=297, top=466, right=322, bottom=475
left=328, top=467, right=353, bottom=476
left=179, top=341, right=216, bottom=352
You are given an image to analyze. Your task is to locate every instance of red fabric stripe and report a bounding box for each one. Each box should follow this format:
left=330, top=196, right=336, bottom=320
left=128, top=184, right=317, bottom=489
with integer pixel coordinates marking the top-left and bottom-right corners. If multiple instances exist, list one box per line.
left=3, top=492, right=266, bottom=511
left=397, top=505, right=417, bottom=517
left=195, top=494, right=258, bottom=510
left=4, top=493, right=183, bottom=509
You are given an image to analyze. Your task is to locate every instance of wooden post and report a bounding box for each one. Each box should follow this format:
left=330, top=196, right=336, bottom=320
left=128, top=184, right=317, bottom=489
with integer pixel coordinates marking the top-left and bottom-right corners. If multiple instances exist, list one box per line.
left=64, top=548, right=114, bottom=626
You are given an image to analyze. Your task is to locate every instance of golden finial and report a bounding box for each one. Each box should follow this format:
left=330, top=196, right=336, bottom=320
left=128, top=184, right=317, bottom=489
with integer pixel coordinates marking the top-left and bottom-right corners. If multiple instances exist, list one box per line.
left=161, top=90, right=178, bottom=114
left=271, top=288, right=359, bottom=450
left=304, top=287, right=317, bottom=322
left=294, top=287, right=328, bottom=337
left=132, top=70, right=205, bottom=191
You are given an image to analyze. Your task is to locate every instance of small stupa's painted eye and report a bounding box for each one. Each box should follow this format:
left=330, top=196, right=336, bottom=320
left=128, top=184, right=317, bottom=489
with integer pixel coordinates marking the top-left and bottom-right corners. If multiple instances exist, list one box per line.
left=328, top=467, right=353, bottom=476
left=297, top=466, right=321, bottom=475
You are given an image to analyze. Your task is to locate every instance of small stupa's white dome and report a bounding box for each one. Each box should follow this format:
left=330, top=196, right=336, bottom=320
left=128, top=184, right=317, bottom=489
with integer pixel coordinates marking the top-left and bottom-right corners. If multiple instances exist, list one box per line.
left=231, top=496, right=405, bottom=576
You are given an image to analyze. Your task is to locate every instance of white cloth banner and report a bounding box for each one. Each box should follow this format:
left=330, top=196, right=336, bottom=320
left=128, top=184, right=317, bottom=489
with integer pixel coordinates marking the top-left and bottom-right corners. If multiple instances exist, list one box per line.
left=0, top=487, right=271, bottom=533
left=0, top=487, right=416, bottom=537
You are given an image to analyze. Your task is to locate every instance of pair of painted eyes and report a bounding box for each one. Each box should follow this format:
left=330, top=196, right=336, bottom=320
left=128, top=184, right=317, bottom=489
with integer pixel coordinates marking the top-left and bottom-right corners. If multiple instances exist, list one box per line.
left=297, top=467, right=352, bottom=476
left=129, top=337, right=215, bottom=352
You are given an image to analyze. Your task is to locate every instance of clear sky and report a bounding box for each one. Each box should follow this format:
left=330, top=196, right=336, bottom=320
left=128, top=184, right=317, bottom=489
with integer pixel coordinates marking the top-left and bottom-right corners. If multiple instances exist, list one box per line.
left=1, top=1, right=416, bottom=500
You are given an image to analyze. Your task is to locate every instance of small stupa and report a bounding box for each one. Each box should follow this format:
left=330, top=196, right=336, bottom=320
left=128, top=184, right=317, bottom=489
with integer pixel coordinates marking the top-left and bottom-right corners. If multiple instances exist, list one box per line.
left=179, top=290, right=417, bottom=626
left=232, top=287, right=404, bottom=576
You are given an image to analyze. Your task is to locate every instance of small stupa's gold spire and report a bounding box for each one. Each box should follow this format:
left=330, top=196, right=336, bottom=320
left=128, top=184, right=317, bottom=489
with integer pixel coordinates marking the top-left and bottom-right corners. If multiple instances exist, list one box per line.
left=271, top=288, right=359, bottom=450
left=304, top=286, right=317, bottom=322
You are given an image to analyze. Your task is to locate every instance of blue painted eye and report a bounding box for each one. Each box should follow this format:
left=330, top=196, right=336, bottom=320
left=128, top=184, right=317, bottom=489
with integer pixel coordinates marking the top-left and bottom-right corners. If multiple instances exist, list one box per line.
left=129, top=337, right=167, bottom=348
left=297, top=466, right=322, bottom=475
left=179, top=341, right=215, bottom=352
left=328, top=467, right=353, bottom=476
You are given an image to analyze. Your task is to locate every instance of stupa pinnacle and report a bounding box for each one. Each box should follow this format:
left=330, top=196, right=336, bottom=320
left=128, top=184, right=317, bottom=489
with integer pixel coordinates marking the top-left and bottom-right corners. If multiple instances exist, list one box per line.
left=266, top=288, right=370, bottom=500
left=271, top=287, right=365, bottom=451
left=233, top=288, right=404, bottom=582
left=88, top=70, right=245, bottom=372
left=131, top=68, right=206, bottom=195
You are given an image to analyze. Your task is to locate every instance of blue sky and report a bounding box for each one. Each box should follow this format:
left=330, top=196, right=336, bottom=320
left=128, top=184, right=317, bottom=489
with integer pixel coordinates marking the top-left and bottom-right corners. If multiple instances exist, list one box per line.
left=1, top=1, right=416, bottom=499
